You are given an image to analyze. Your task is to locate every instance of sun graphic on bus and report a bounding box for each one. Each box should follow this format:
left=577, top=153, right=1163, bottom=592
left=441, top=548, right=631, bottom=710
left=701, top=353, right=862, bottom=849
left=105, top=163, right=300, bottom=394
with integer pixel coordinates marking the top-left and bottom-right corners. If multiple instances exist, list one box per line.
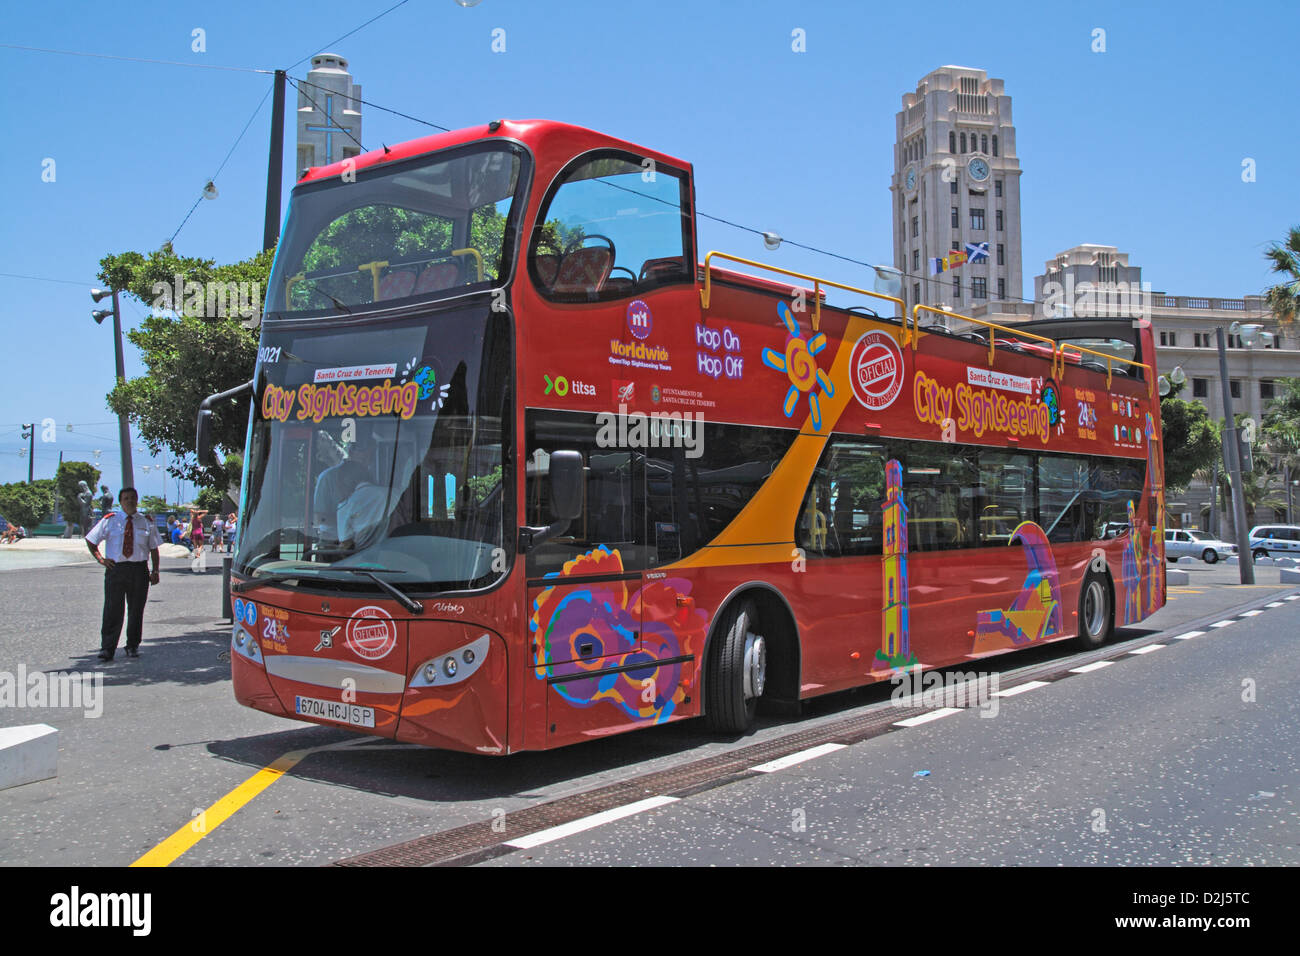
left=762, top=301, right=835, bottom=431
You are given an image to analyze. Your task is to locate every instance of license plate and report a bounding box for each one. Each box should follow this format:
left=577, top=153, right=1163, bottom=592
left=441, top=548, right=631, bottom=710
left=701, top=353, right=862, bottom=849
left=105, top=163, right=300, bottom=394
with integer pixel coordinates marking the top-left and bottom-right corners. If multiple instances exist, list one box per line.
left=294, top=695, right=375, bottom=728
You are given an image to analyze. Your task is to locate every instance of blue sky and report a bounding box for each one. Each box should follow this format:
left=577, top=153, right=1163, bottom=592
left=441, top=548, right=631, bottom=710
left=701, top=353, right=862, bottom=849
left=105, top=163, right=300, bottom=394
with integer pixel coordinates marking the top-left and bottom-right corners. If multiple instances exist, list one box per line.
left=2, top=0, right=1296, bottom=488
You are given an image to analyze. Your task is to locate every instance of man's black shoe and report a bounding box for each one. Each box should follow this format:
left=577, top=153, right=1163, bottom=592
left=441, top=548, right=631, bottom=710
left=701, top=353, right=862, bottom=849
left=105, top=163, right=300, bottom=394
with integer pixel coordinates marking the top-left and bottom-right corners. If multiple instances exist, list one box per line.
left=125, top=647, right=140, bottom=658
left=97, top=651, right=113, bottom=662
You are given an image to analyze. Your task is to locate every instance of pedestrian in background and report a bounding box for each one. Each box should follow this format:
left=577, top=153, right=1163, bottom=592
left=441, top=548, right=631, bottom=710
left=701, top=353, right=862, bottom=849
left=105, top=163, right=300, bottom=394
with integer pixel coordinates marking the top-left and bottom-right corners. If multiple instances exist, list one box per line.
left=85, top=487, right=161, bottom=662
left=225, top=511, right=238, bottom=553
left=211, top=514, right=226, bottom=553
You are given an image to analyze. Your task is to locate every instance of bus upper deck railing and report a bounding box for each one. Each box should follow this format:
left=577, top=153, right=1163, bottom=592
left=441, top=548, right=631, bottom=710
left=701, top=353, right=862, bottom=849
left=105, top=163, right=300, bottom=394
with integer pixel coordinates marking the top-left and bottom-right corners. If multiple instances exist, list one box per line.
left=697, top=251, right=1153, bottom=394
left=699, top=251, right=905, bottom=333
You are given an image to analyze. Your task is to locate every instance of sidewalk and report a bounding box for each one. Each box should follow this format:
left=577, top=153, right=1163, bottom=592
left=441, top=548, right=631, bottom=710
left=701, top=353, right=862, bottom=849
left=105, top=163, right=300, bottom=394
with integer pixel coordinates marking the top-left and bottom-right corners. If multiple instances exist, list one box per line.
left=0, top=536, right=194, bottom=571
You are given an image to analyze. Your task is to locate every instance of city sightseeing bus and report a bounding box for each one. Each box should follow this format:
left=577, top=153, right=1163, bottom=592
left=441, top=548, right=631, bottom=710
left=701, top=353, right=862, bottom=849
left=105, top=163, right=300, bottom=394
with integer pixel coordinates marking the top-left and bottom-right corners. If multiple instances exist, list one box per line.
left=216, top=119, right=1165, bottom=754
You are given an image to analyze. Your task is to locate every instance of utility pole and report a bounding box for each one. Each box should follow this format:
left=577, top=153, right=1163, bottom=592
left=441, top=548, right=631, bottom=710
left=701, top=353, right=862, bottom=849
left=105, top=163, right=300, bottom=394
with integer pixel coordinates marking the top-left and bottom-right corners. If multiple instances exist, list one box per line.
left=263, top=70, right=287, bottom=252
left=1209, top=459, right=1219, bottom=538
left=1216, top=327, right=1254, bottom=584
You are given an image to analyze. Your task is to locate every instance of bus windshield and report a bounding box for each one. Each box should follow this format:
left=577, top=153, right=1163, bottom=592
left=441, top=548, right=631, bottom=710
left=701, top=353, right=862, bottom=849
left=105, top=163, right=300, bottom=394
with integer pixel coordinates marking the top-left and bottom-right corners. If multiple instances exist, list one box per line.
left=236, top=305, right=512, bottom=592
left=266, top=142, right=527, bottom=319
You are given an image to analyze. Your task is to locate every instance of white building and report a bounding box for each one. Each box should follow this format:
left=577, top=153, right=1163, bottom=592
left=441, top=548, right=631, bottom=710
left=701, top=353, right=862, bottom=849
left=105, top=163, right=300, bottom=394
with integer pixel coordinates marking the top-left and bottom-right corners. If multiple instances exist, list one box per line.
left=967, top=243, right=1298, bottom=530
left=891, top=66, right=1024, bottom=319
left=295, top=53, right=363, bottom=172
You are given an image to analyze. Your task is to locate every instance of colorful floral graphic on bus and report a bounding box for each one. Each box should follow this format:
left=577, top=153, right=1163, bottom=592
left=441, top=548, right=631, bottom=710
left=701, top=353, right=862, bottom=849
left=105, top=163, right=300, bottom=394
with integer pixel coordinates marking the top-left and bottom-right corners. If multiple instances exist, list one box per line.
left=875, top=459, right=916, bottom=671
left=1144, top=411, right=1164, bottom=615
left=762, top=301, right=834, bottom=431
left=972, top=521, right=1063, bottom=654
left=1120, top=499, right=1143, bottom=624
left=529, top=546, right=707, bottom=723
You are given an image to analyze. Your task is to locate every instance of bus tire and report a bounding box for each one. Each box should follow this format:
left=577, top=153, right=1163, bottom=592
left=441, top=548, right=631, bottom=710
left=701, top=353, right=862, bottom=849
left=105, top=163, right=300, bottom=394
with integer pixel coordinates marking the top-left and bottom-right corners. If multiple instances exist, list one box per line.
left=703, top=598, right=765, bottom=734
left=1076, top=572, right=1112, bottom=650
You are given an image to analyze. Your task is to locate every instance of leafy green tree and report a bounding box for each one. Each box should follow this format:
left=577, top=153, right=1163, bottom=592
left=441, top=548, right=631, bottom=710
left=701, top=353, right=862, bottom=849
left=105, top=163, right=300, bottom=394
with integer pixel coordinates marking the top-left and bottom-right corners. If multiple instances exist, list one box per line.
left=97, top=244, right=271, bottom=494
left=55, top=461, right=101, bottom=528
left=139, top=495, right=170, bottom=515
left=1264, top=226, right=1300, bottom=330
left=1160, top=381, right=1221, bottom=493
left=0, top=480, right=56, bottom=529
left=195, top=485, right=229, bottom=513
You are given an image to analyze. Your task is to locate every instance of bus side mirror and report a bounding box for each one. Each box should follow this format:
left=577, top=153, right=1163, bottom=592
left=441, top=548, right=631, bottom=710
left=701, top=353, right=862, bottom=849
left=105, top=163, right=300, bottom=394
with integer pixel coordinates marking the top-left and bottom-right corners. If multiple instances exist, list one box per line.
left=196, top=409, right=215, bottom=465
left=549, top=450, right=584, bottom=521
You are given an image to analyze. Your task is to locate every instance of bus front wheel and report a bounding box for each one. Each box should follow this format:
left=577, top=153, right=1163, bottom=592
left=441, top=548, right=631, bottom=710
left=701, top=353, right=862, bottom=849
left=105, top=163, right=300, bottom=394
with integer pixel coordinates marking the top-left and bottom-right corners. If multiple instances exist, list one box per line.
left=1076, top=572, right=1112, bottom=650
left=703, top=599, right=765, bottom=734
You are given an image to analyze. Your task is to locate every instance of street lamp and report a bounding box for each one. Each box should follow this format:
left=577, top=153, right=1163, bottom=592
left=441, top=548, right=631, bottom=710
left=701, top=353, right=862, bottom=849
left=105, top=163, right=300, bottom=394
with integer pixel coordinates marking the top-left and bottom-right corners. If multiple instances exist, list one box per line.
left=1217, top=322, right=1264, bottom=583
left=90, top=287, right=135, bottom=491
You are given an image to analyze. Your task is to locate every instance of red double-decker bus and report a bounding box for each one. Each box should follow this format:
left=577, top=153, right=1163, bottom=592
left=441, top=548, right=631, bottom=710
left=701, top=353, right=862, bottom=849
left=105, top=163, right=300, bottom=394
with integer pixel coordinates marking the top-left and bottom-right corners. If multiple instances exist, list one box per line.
left=224, top=119, right=1165, bottom=754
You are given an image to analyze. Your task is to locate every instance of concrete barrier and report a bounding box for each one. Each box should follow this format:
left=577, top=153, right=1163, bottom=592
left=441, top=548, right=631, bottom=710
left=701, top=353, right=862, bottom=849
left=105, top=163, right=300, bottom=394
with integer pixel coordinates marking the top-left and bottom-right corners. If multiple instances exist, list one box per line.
left=0, top=724, right=58, bottom=790
left=1281, top=568, right=1300, bottom=584
left=1166, top=569, right=1190, bottom=586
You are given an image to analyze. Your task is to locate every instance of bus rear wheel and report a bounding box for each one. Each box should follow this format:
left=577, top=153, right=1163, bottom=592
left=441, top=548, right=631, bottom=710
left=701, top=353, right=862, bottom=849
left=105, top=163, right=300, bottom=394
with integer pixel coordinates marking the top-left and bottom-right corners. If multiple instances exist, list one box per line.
left=703, top=599, right=765, bottom=734
left=1076, top=572, right=1112, bottom=650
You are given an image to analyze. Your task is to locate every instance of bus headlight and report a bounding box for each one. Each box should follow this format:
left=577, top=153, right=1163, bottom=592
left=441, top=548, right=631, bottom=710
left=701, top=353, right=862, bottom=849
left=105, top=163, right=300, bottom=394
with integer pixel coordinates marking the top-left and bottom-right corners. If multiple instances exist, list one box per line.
left=410, top=633, right=490, bottom=689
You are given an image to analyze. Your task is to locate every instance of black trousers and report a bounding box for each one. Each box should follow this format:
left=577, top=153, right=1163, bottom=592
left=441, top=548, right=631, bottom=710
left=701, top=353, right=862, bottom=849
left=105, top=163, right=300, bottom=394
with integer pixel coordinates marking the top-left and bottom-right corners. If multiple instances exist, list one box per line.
left=101, top=561, right=150, bottom=655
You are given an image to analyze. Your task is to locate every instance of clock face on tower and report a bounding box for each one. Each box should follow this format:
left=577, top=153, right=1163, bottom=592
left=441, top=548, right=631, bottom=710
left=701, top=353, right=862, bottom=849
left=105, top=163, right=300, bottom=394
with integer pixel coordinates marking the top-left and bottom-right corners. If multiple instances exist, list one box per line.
left=905, top=166, right=916, bottom=192
left=967, top=157, right=990, bottom=182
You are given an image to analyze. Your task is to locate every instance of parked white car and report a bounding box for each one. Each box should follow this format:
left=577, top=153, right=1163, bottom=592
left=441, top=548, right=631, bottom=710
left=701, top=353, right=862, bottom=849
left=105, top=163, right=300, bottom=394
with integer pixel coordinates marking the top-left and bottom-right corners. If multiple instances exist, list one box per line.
left=1247, top=524, right=1300, bottom=560
left=1164, top=528, right=1236, bottom=564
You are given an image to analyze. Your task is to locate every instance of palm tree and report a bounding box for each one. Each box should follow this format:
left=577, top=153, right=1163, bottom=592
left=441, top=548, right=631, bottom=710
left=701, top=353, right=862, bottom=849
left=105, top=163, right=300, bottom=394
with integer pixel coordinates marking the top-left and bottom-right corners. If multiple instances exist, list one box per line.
left=1264, top=226, right=1300, bottom=331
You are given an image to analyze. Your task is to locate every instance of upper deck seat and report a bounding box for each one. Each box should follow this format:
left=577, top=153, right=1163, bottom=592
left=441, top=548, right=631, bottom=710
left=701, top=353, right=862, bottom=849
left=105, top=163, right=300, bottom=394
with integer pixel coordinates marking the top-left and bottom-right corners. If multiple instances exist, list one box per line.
left=552, top=247, right=613, bottom=295
left=376, top=270, right=417, bottom=301
left=414, top=261, right=461, bottom=294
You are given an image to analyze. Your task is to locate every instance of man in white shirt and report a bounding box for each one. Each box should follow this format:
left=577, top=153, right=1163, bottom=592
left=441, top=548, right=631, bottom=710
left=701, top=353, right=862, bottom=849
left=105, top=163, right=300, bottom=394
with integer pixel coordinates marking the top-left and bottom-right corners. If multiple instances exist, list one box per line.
left=85, top=487, right=162, bottom=662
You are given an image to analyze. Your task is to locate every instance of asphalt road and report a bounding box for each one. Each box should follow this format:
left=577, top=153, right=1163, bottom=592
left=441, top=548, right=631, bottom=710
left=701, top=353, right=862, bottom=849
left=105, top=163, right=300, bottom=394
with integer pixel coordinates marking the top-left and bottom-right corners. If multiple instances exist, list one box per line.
left=0, top=556, right=1295, bottom=867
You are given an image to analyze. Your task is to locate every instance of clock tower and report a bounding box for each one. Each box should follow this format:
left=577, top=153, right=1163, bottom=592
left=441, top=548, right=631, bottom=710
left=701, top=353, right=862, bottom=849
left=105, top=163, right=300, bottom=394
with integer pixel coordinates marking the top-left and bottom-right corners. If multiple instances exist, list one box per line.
left=891, top=67, right=1023, bottom=317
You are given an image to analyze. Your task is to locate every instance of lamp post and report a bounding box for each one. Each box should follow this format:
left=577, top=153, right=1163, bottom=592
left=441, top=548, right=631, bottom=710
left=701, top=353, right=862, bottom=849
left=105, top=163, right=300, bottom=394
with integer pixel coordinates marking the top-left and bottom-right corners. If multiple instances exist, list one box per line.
left=20, top=423, right=34, bottom=484
left=1215, top=321, right=1271, bottom=584
left=90, top=287, right=135, bottom=491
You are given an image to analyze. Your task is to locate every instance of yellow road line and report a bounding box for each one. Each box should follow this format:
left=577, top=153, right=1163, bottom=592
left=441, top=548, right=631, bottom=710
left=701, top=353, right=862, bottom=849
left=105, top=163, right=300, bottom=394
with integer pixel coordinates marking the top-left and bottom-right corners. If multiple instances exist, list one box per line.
left=131, top=749, right=311, bottom=867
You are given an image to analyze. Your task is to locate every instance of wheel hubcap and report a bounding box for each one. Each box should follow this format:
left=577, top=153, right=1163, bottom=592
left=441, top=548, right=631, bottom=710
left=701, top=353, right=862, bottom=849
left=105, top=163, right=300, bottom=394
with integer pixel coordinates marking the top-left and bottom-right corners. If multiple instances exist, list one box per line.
left=1084, top=581, right=1105, bottom=636
left=743, top=632, right=766, bottom=700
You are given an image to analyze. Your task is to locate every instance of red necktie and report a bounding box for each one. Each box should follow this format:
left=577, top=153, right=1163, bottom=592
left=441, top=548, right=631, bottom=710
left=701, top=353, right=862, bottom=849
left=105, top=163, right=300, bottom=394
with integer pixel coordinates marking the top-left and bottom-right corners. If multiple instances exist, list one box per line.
left=123, top=515, right=135, bottom=560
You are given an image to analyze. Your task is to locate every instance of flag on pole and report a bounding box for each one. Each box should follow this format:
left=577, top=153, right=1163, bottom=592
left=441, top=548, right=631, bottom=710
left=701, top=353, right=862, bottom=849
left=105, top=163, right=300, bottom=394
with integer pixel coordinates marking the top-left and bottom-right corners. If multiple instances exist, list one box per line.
left=929, top=257, right=944, bottom=275
left=945, top=250, right=967, bottom=270
left=965, top=241, right=989, bottom=263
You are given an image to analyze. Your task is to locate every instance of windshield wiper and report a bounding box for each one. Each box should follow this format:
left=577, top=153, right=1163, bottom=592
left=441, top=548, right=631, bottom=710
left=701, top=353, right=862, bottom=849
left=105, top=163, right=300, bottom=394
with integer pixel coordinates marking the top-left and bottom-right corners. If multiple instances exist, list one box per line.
left=309, top=287, right=353, bottom=315
left=231, top=567, right=320, bottom=592
left=317, top=566, right=425, bottom=614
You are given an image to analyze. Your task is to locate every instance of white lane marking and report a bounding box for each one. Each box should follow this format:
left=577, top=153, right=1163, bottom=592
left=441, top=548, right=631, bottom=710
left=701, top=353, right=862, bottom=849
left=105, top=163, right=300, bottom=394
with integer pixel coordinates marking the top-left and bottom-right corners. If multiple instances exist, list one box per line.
left=505, top=796, right=679, bottom=850
left=1173, top=630, right=1206, bottom=640
left=993, top=680, right=1050, bottom=698
left=751, top=742, right=847, bottom=774
left=1069, top=660, right=1115, bottom=674
left=1210, top=620, right=1236, bottom=628
left=893, top=707, right=962, bottom=728
left=1240, top=609, right=1264, bottom=617
left=1129, top=644, right=1165, bottom=655
left=1286, top=595, right=1299, bottom=601
left=1266, top=602, right=1284, bottom=608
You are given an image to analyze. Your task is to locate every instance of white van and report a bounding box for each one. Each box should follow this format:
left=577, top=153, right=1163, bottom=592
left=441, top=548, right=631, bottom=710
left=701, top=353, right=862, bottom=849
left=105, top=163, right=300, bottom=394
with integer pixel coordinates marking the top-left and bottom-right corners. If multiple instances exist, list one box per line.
left=1247, top=524, right=1300, bottom=559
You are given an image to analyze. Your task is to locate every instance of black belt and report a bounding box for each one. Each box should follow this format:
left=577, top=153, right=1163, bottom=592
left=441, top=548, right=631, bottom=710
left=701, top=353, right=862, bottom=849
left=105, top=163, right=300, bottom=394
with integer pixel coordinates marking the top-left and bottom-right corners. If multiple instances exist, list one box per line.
left=113, top=560, right=148, bottom=565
